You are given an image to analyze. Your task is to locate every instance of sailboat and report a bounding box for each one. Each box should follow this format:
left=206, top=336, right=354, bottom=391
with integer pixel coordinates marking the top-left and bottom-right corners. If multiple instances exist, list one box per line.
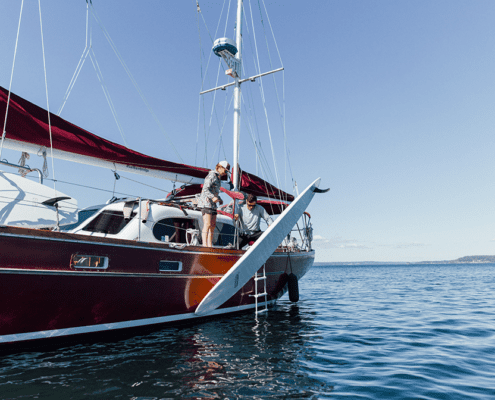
left=0, top=1, right=326, bottom=346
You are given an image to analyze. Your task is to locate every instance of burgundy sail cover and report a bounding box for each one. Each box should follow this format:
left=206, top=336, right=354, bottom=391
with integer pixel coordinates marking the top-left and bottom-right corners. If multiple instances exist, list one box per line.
left=0, top=86, right=293, bottom=201
left=239, top=169, right=294, bottom=202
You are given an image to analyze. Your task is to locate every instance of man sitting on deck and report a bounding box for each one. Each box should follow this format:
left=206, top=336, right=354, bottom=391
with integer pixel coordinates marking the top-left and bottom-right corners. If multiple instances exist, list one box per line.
left=234, top=194, right=273, bottom=249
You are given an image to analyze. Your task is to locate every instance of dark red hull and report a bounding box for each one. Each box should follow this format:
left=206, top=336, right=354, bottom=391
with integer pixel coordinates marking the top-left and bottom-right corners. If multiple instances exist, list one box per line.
left=0, top=226, right=314, bottom=345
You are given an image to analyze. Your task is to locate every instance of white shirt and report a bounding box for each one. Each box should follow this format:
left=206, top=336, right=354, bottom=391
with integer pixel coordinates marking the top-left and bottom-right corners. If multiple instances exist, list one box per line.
left=237, top=204, right=273, bottom=235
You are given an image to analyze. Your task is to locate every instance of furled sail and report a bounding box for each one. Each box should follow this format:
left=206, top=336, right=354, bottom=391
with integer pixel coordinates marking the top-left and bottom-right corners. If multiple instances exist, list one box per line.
left=0, top=86, right=293, bottom=201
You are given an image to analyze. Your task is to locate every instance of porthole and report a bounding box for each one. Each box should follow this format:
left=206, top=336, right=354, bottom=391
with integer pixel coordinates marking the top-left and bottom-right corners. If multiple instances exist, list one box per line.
left=71, top=255, right=109, bottom=269
left=159, top=260, right=182, bottom=272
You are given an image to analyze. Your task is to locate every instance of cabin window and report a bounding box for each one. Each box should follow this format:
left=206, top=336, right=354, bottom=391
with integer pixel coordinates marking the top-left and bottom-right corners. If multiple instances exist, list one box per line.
left=82, top=210, right=136, bottom=234
left=71, top=255, right=109, bottom=269
left=153, top=218, right=198, bottom=244
left=159, top=260, right=182, bottom=272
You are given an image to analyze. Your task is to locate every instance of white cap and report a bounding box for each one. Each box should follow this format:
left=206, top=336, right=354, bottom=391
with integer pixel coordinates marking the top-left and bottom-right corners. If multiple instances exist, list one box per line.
left=219, top=160, right=230, bottom=171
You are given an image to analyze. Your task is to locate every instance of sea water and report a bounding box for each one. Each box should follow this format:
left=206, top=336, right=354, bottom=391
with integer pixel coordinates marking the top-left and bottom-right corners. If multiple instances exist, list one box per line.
left=1, top=263, right=495, bottom=399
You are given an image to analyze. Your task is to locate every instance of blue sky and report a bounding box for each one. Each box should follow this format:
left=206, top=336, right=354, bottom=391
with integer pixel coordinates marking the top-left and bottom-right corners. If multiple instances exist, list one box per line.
left=1, top=1, right=494, bottom=262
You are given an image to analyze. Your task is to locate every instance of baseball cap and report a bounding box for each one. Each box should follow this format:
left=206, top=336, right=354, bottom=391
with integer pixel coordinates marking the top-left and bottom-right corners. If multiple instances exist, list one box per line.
left=219, top=160, right=230, bottom=171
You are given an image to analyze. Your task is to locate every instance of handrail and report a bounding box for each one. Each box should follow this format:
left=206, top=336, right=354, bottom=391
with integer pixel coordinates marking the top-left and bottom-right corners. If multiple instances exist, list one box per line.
left=0, top=160, right=43, bottom=184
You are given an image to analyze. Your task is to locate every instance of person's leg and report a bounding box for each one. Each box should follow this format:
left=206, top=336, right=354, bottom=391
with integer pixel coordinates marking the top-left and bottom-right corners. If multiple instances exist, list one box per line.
left=238, top=234, right=249, bottom=249
left=202, top=213, right=211, bottom=247
left=250, top=231, right=264, bottom=243
left=207, top=214, right=217, bottom=247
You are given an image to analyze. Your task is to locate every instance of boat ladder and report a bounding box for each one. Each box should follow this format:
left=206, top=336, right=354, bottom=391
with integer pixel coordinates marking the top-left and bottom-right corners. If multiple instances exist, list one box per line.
left=251, top=264, right=268, bottom=315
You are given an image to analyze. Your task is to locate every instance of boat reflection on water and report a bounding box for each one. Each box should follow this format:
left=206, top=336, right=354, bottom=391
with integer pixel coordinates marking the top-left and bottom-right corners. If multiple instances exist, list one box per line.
left=176, top=305, right=317, bottom=398
left=149, top=304, right=325, bottom=398
left=0, top=303, right=329, bottom=399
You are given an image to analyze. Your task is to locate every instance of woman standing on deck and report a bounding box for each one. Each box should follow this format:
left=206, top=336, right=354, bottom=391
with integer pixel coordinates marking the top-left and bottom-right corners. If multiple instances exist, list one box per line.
left=198, top=161, right=230, bottom=247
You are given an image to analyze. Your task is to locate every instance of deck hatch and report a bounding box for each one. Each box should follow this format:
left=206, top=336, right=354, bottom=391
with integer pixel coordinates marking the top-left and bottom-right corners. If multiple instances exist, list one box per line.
left=159, top=260, right=182, bottom=272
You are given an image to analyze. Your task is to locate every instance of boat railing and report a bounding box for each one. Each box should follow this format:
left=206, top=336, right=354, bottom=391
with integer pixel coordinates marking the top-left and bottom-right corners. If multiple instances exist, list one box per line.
left=0, top=159, right=44, bottom=184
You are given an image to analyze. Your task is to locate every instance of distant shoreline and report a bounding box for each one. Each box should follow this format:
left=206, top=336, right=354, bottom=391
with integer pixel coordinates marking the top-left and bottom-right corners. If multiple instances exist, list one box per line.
left=315, top=255, right=495, bottom=266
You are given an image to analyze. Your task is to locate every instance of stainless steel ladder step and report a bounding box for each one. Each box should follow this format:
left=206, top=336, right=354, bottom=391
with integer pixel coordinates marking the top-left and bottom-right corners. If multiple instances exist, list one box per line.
left=251, top=264, right=268, bottom=315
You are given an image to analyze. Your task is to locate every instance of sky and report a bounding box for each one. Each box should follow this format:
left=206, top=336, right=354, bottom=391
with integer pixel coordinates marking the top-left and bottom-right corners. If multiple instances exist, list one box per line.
left=1, top=1, right=494, bottom=263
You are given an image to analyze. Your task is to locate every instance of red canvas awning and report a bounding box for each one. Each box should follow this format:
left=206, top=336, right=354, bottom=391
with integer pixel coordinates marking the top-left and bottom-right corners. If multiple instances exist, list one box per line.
left=0, top=86, right=294, bottom=201
left=0, top=86, right=208, bottom=179
left=239, top=170, right=294, bottom=202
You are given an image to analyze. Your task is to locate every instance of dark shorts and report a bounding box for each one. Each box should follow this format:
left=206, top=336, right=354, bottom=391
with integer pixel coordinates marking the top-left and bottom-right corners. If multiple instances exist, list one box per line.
left=201, top=208, right=217, bottom=216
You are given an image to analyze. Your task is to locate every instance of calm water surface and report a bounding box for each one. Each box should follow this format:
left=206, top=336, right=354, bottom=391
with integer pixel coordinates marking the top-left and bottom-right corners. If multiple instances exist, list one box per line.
left=1, top=263, right=495, bottom=399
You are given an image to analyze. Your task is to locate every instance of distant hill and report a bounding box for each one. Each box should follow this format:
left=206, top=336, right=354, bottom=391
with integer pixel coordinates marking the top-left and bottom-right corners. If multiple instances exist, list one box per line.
left=315, top=255, right=495, bottom=265
left=452, top=255, right=495, bottom=263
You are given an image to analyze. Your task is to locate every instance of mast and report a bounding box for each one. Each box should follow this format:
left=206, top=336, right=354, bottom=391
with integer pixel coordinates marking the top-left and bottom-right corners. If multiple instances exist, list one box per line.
left=207, top=0, right=283, bottom=191
left=232, top=0, right=243, bottom=191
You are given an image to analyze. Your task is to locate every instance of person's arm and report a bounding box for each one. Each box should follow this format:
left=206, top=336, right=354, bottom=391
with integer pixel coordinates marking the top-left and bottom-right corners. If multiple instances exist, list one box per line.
left=234, top=205, right=242, bottom=221
left=262, top=207, right=273, bottom=226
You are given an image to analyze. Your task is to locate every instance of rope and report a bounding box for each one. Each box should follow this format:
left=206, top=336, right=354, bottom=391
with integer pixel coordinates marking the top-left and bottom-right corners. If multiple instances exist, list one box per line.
left=112, top=169, right=120, bottom=198
left=37, top=147, right=49, bottom=178
left=18, top=152, right=29, bottom=177
left=0, top=0, right=24, bottom=161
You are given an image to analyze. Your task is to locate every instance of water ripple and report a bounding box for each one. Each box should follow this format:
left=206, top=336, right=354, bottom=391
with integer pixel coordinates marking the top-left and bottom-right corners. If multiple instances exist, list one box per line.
left=2, top=264, right=495, bottom=398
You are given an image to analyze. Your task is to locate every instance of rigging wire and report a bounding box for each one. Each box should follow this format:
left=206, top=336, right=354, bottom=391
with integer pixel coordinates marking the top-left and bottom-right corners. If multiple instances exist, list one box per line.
left=88, top=48, right=129, bottom=147
left=247, top=0, right=280, bottom=188
left=195, top=1, right=295, bottom=205
left=240, top=92, right=275, bottom=183
left=203, top=61, right=224, bottom=166
left=195, top=0, right=204, bottom=166
left=0, top=0, right=24, bottom=161
left=60, top=2, right=183, bottom=161
left=196, top=0, right=233, bottom=168
left=45, top=175, right=171, bottom=199
left=258, top=0, right=294, bottom=190
left=212, top=91, right=235, bottom=163
left=194, top=0, right=293, bottom=205
left=256, top=0, right=288, bottom=187
left=57, top=3, right=128, bottom=147
left=38, top=0, right=57, bottom=192
left=57, top=1, right=91, bottom=116
left=240, top=22, right=265, bottom=177
left=89, top=4, right=182, bottom=157
left=117, top=174, right=171, bottom=195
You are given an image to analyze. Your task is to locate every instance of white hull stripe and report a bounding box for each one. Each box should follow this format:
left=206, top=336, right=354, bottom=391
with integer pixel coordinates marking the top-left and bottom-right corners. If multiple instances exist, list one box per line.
left=0, top=300, right=278, bottom=344
left=0, top=267, right=284, bottom=279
